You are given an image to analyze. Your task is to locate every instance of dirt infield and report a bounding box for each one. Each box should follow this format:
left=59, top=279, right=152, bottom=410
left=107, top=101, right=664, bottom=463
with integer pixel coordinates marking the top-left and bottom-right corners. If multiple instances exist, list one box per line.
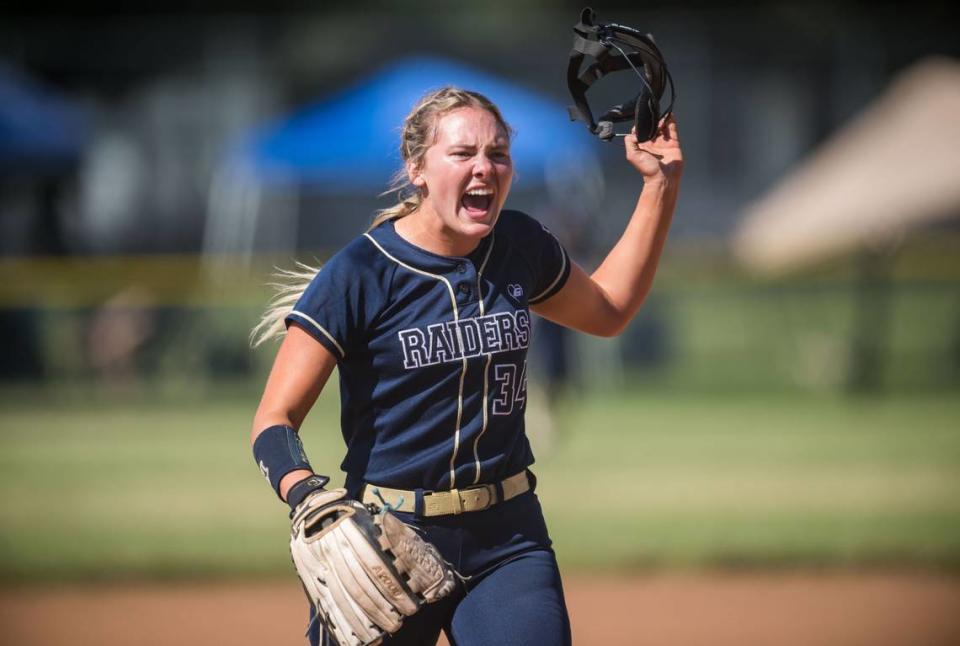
left=2, top=573, right=959, bottom=645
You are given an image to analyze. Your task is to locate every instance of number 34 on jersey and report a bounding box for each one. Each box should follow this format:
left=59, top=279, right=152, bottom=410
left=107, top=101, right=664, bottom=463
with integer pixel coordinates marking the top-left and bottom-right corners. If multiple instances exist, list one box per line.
left=493, top=360, right=527, bottom=416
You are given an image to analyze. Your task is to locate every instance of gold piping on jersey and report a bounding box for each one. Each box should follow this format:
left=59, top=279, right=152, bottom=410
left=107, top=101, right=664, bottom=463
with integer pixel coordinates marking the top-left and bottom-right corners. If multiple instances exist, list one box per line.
left=289, top=309, right=347, bottom=358
left=363, top=232, right=468, bottom=490
left=478, top=233, right=495, bottom=275
left=471, top=233, right=496, bottom=484
left=529, top=230, right=569, bottom=303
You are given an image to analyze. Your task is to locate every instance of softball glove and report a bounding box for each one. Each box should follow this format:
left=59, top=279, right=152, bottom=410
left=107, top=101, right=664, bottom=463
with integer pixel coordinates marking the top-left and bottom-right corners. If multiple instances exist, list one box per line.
left=289, top=488, right=456, bottom=646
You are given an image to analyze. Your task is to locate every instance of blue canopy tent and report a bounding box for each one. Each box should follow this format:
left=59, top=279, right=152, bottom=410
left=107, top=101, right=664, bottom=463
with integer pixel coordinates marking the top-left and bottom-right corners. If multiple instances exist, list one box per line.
left=0, top=64, right=87, bottom=170
left=206, top=56, right=601, bottom=256
left=0, top=64, right=87, bottom=259
left=234, top=55, right=597, bottom=193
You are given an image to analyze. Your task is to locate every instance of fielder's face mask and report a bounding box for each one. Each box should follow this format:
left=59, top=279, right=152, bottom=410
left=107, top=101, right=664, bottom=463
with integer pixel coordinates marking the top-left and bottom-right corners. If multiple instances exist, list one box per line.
left=567, top=7, right=676, bottom=142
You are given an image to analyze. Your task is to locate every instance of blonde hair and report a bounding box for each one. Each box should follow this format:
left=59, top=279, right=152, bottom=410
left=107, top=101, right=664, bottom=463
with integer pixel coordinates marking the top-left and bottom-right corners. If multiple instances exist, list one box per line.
left=249, top=261, right=323, bottom=348
left=250, top=86, right=512, bottom=347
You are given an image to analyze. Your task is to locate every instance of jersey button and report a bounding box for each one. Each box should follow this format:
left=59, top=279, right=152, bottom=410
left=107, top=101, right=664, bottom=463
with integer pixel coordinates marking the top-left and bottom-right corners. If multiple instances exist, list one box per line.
left=456, top=262, right=467, bottom=274
left=457, top=283, right=471, bottom=295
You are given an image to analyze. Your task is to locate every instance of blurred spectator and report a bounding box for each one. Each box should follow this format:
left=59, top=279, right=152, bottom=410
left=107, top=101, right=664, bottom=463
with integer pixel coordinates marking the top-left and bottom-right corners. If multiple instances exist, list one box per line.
left=86, top=287, right=157, bottom=392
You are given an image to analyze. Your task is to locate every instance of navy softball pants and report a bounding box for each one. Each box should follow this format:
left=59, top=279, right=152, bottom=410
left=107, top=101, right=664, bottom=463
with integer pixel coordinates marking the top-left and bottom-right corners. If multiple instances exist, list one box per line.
left=309, top=487, right=572, bottom=646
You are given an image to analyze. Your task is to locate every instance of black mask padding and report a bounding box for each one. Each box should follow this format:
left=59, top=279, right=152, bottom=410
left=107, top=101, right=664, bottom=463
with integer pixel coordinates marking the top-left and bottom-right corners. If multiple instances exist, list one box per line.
left=596, top=87, right=656, bottom=142
left=635, top=89, right=659, bottom=142
left=597, top=97, right=637, bottom=122
left=567, top=7, right=675, bottom=143
left=625, top=43, right=666, bottom=142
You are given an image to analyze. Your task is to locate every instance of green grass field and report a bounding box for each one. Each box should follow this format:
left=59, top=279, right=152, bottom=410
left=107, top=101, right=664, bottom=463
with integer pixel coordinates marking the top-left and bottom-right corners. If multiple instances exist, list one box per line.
left=1, top=387, right=958, bottom=582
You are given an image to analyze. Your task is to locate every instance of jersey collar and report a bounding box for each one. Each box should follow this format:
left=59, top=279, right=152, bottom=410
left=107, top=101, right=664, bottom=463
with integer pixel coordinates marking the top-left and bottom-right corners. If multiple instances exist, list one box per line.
left=370, top=218, right=494, bottom=274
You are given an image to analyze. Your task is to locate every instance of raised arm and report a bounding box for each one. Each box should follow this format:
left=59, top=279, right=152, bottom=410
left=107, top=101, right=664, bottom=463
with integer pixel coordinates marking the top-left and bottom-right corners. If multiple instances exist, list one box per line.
left=532, top=116, right=683, bottom=336
left=251, top=324, right=338, bottom=501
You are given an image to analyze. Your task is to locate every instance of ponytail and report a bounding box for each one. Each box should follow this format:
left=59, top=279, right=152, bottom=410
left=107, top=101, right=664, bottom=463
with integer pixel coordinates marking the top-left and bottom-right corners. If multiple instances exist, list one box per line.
left=249, top=261, right=320, bottom=348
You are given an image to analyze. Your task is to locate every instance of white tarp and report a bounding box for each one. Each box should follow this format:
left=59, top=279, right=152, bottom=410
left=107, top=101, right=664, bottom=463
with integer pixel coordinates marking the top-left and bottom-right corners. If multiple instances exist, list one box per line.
left=733, top=57, right=960, bottom=274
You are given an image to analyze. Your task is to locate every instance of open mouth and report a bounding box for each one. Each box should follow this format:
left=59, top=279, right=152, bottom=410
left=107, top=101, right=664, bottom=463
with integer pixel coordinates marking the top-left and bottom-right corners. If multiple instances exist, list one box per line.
left=461, top=188, right=494, bottom=216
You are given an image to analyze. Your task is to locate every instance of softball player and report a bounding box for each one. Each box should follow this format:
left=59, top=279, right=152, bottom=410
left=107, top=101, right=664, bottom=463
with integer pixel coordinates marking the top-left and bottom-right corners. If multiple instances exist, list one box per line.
left=251, top=87, right=682, bottom=645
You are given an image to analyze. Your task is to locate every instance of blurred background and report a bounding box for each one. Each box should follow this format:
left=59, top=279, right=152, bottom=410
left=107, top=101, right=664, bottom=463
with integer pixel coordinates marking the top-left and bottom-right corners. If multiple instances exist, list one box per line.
left=1, top=1, right=958, bottom=645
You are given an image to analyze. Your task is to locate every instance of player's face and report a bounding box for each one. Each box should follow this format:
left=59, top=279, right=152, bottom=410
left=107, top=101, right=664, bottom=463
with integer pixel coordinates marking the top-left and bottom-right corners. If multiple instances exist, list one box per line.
left=412, top=107, right=513, bottom=248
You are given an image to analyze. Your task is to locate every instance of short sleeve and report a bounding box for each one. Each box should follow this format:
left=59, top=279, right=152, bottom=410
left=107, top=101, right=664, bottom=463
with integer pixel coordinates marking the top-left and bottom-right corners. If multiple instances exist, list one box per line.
left=284, top=241, right=380, bottom=361
left=526, top=220, right=572, bottom=305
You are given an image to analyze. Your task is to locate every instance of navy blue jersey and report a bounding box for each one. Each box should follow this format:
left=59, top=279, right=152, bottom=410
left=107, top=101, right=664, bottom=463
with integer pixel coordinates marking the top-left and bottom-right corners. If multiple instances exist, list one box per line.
left=286, top=210, right=571, bottom=493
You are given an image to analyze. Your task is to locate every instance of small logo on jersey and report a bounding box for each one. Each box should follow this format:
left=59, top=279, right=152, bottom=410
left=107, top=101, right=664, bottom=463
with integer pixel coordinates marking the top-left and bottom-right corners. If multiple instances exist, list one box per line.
left=508, top=284, right=524, bottom=299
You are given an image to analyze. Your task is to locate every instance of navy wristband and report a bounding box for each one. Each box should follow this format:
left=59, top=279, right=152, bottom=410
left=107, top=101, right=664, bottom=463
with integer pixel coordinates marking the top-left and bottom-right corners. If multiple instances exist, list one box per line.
left=253, top=424, right=313, bottom=498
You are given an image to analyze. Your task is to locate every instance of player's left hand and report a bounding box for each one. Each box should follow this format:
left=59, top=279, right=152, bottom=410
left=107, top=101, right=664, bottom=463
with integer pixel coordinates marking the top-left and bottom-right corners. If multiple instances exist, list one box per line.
left=624, top=115, right=683, bottom=184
